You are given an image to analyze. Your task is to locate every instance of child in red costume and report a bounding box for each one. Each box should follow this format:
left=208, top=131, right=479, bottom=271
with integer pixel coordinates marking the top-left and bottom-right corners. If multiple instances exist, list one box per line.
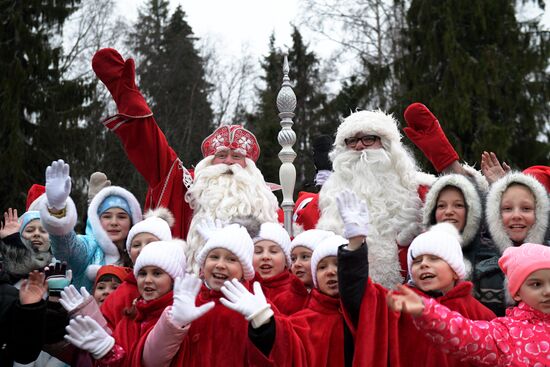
left=289, top=234, right=346, bottom=366
left=140, top=223, right=306, bottom=366
left=336, top=190, right=495, bottom=367
left=101, top=208, right=174, bottom=330
left=389, top=242, right=550, bottom=367
left=93, top=265, right=132, bottom=307
left=64, top=240, right=187, bottom=367
left=251, top=222, right=306, bottom=315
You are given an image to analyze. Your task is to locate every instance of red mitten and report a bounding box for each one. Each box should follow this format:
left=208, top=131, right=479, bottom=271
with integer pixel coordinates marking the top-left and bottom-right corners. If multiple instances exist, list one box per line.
left=91, top=48, right=151, bottom=117
left=403, top=103, right=458, bottom=172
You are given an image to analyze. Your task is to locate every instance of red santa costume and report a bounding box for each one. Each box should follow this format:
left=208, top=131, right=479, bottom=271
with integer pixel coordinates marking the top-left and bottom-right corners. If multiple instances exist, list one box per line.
left=91, top=48, right=278, bottom=273
left=316, top=110, right=434, bottom=288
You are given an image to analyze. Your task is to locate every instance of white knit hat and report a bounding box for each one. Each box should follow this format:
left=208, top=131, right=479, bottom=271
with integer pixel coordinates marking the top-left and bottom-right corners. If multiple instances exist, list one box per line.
left=407, top=223, right=466, bottom=280
left=126, top=208, right=174, bottom=252
left=196, top=224, right=255, bottom=280
left=310, top=234, right=347, bottom=288
left=134, top=240, right=186, bottom=280
left=290, top=229, right=335, bottom=254
left=253, top=222, right=292, bottom=266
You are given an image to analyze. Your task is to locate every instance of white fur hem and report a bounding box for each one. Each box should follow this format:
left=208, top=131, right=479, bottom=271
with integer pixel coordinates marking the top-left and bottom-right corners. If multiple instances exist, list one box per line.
left=40, top=197, right=78, bottom=236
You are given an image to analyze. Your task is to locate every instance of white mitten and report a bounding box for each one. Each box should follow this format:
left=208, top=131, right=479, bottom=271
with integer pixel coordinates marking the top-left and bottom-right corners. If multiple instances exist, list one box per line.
left=60, top=285, right=110, bottom=332
left=65, top=316, right=115, bottom=359
left=195, top=218, right=224, bottom=241
left=45, top=159, right=72, bottom=211
left=335, top=189, right=369, bottom=239
left=220, top=280, right=273, bottom=328
left=170, top=275, right=214, bottom=327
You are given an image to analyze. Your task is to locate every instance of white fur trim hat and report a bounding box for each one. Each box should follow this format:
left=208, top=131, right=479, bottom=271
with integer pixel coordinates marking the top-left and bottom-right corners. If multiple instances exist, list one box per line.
left=196, top=224, right=255, bottom=280
left=310, top=234, right=347, bottom=288
left=134, top=240, right=186, bottom=280
left=486, top=172, right=549, bottom=255
left=422, top=174, right=482, bottom=247
left=290, top=229, right=335, bottom=254
left=126, top=207, right=175, bottom=253
left=253, top=222, right=292, bottom=266
left=407, top=222, right=466, bottom=280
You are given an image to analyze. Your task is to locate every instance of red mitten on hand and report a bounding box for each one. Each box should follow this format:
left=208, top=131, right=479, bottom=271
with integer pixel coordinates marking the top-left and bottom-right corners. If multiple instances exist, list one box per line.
left=91, top=48, right=151, bottom=117
left=403, top=103, right=459, bottom=172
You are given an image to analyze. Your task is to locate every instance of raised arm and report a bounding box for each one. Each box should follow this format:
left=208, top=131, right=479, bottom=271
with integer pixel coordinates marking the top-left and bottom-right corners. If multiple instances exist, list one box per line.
left=92, top=48, right=180, bottom=188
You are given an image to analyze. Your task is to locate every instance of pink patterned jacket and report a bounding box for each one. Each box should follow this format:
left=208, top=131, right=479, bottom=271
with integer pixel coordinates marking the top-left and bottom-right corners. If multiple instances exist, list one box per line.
left=413, top=298, right=550, bottom=366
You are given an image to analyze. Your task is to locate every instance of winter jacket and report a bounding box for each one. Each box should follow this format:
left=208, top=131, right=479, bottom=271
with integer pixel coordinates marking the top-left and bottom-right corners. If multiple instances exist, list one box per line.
left=103, top=114, right=194, bottom=240
left=41, top=186, right=142, bottom=291
left=97, top=290, right=174, bottom=367
left=270, top=274, right=310, bottom=316
left=338, top=243, right=496, bottom=367
left=256, top=271, right=308, bottom=315
left=166, top=283, right=307, bottom=367
left=0, top=271, right=46, bottom=366
left=413, top=298, right=550, bottom=366
left=101, top=272, right=140, bottom=331
left=289, top=288, right=344, bottom=367
left=480, top=172, right=550, bottom=315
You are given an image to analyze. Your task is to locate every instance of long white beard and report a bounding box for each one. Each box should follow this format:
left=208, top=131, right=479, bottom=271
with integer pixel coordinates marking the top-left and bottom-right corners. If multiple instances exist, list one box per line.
left=185, top=159, right=279, bottom=273
left=317, top=148, right=422, bottom=287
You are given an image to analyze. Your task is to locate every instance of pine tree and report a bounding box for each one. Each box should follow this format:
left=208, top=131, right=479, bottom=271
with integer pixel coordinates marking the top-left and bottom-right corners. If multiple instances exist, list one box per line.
left=0, top=1, right=96, bottom=213
left=129, top=2, right=213, bottom=167
left=394, top=0, right=549, bottom=169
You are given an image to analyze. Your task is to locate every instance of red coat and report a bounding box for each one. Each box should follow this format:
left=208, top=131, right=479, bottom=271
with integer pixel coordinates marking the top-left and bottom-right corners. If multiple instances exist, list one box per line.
left=348, top=280, right=496, bottom=367
left=267, top=272, right=309, bottom=316
left=104, top=115, right=194, bottom=240
left=101, top=272, right=140, bottom=331
left=290, top=289, right=344, bottom=367
left=170, top=283, right=306, bottom=367
left=99, top=291, right=173, bottom=367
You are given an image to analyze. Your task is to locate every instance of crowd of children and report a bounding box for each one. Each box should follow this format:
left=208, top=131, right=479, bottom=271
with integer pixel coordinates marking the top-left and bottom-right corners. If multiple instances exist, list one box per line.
left=1, top=150, right=549, bottom=366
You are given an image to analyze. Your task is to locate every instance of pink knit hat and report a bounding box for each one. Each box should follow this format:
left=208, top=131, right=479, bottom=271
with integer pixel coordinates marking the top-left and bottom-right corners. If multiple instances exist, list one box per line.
left=498, top=243, right=550, bottom=296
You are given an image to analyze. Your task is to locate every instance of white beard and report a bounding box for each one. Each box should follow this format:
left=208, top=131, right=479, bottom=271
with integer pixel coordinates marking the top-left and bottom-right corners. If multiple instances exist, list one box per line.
left=317, top=148, right=422, bottom=288
left=185, top=158, right=279, bottom=274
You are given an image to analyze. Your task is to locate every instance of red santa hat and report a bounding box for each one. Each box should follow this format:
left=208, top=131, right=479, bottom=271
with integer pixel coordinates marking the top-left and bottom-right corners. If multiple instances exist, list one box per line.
left=26, top=184, right=46, bottom=211
left=201, top=125, right=260, bottom=162
left=523, top=165, right=550, bottom=193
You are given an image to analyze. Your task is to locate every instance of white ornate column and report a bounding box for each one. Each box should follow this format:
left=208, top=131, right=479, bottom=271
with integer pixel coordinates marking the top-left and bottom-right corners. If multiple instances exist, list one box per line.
left=277, top=54, right=297, bottom=235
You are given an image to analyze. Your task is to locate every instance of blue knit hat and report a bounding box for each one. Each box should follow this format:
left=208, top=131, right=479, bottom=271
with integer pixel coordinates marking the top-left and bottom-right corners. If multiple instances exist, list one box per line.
left=97, top=195, right=131, bottom=217
left=19, top=211, right=41, bottom=235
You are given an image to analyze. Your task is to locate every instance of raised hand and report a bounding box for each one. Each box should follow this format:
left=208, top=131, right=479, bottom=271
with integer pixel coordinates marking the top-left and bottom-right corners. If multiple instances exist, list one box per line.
left=170, top=275, right=214, bottom=327
left=0, top=208, right=20, bottom=239
left=45, top=262, right=73, bottom=297
left=19, top=270, right=48, bottom=305
left=481, top=151, right=511, bottom=184
left=220, top=280, right=273, bottom=328
left=386, top=284, right=425, bottom=317
left=335, top=189, right=369, bottom=240
left=45, top=159, right=72, bottom=211
left=65, top=316, right=115, bottom=359
left=88, top=172, right=111, bottom=205
left=60, top=285, right=90, bottom=313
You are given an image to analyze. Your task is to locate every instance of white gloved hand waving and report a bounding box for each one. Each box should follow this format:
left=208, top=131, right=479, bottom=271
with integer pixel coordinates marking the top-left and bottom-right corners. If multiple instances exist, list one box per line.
left=45, top=159, right=72, bottom=211
left=196, top=217, right=224, bottom=241
left=170, top=275, right=214, bottom=327
left=65, top=316, right=114, bottom=359
left=59, top=285, right=90, bottom=313
left=220, top=279, right=273, bottom=328
left=335, top=189, right=369, bottom=239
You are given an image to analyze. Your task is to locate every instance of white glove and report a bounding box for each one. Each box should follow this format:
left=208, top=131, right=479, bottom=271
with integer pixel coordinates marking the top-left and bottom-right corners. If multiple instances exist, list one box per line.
left=335, top=189, right=369, bottom=239
left=45, top=159, right=72, bottom=211
left=220, top=279, right=273, bottom=328
left=60, top=285, right=90, bottom=312
left=65, top=316, right=115, bottom=359
left=170, top=275, right=215, bottom=327
left=196, top=218, right=224, bottom=241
